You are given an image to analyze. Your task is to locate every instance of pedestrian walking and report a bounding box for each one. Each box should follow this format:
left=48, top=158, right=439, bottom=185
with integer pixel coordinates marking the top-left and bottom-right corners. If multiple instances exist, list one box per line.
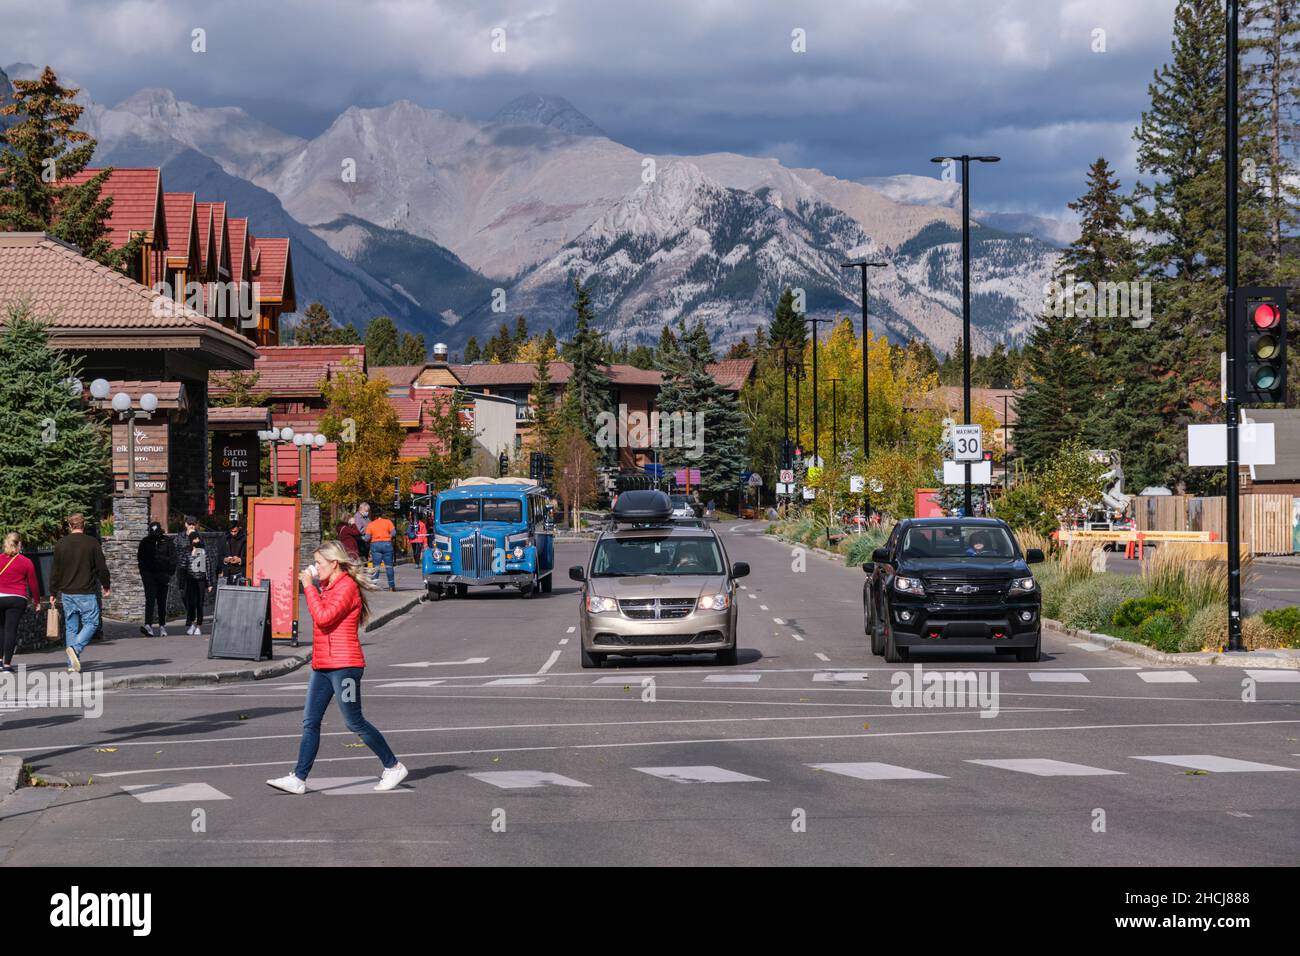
left=0, top=532, right=41, bottom=673
left=365, top=506, right=397, bottom=591
left=337, top=514, right=362, bottom=559
left=405, top=512, right=427, bottom=566
left=221, top=519, right=248, bottom=585
left=266, top=541, right=407, bottom=795
left=49, top=513, right=110, bottom=673
left=136, top=521, right=176, bottom=637
left=181, top=532, right=216, bottom=635
left=353, top=502, right=371, bottom=562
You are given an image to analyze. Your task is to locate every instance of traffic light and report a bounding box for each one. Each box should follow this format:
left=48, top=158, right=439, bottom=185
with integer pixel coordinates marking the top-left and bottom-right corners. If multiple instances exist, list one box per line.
left=1236, top=287, right=1288, bottom=405
left=543, top=454, right=553, bottom=480
left=498, top=452, right=508, bottom=477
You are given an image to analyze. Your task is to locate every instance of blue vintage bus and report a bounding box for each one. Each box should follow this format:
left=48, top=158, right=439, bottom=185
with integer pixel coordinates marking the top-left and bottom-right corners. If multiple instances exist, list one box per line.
left=422, top=478, right=554, bottom=599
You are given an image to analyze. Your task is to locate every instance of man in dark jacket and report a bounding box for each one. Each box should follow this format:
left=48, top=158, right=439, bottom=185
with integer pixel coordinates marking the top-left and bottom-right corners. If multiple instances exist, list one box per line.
left=50, top=513, right=110, bottom=672
left=136, top=521, right=175, bottom=637
left=221, top=520, right=248, bottom=585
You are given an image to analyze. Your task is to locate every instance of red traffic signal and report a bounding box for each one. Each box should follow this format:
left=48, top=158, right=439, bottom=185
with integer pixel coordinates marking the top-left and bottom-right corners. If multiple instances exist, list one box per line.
left=1235, top=288, right=1288, bottom=405
left=1251, top=302, right=1281, bottom=330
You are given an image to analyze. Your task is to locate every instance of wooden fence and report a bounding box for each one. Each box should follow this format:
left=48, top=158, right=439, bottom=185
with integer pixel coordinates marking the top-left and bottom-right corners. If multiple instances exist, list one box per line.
left=1138, top=494, right=1295, bottom=555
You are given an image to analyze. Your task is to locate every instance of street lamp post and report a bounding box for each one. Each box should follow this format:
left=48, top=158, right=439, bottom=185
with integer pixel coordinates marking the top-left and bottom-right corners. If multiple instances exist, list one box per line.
left=840, top=260, right=887, bottom=461
left=1225, top=0, right=1244, bottom=651
left=829, top=377, right=842, bottom=463
left=292, top=432, right=326, bottom=500
left=100, top=383, right=159, bottom=493
left=801, top=316, right=832, bottom=467
left=257, top=426, right=295, bottom=496
left=931, top=154, right=1000, bottom=516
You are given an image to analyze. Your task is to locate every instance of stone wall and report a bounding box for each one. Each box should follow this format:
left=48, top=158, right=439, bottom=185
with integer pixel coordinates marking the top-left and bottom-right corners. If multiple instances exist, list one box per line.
left=299, top=500, right=321, bottom=569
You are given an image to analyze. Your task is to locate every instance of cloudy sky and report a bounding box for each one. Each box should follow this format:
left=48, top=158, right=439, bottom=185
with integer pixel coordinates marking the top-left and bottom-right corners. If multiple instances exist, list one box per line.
left=1, top=0, right=1182, bottom=218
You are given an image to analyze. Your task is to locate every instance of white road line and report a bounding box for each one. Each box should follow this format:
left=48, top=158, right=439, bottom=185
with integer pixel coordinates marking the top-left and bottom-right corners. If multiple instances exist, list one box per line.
left=392, top=657, right=490, bottom=668
left=1131, top=755, right=1299, bottom=773
left=566, top=626, right=576, bottom=634
left=967, top=758, right=1124, bottom=777
left=485, top=677, right=546, bottom=686
left=704, top=673, right=761, bottom=683
left=773, top=617, right=785, bottom=625
left=792, top=634, right=804, bottom=641
left=537, top=650, right=562, bottom=675
left=813, top=672, right=869, bottom=682
left=814, top=653, right=830, bottom=662
left=88, top=717, right=1295, bottom=780
left=809, top=762, right=945, bottom=781
left=121, top=783, right=230, bottom=803
left=1028, top=672, right=1090, bottom=683
left=748, top=593, right=757, bottom=599
left=1071, top=642, right=1109, bottom=653
left=760, top=604, right=769, bottom=611
left=1138, top=671, right=1199, bottom=684
left=636, top=766, right=767, bottom=784
left=377, top=680, right=446, bottom=689
left=304, top=776, right=412, bottom=795
left=559, top=638, right=569, bottom=645
left=467, top=771, right=590, bottom=790
left=1245, top=670, right=1300, bottom=683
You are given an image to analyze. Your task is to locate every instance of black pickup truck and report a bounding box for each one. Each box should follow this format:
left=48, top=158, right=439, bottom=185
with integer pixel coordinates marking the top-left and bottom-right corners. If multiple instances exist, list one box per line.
left=863, top=517, right=1045, bottom=663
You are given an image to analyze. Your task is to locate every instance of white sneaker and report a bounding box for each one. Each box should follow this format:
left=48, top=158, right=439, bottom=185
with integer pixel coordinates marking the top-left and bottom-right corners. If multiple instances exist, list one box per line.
left=65, top=646, right=81, bottom=673
left=157, top=626, right=168, bottom=637
left=266, top=774, right=306, bottom=795
left=374, top=762, right=408, bottom=791
left=188, top=625, right=198, bottom=635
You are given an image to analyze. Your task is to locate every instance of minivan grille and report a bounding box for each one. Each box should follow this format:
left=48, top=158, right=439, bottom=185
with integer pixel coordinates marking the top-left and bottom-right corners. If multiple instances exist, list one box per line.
left=618, top=597, right=696, bottom=620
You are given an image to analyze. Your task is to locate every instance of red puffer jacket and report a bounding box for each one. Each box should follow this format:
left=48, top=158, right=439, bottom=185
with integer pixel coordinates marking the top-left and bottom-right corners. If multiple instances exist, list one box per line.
left=305, top=572, right=365, bottom=669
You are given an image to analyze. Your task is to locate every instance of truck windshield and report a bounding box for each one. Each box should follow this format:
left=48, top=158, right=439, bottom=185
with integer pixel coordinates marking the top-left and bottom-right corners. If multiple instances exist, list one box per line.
left=591, top=536, right=724, bottom=576
left=439, top=498, right=524, bottom=523
left=439, top=500, right=479, bottom=523
left=900, top=524, right=1017, bottom=559
left=482, top=498, right=522, bottom=522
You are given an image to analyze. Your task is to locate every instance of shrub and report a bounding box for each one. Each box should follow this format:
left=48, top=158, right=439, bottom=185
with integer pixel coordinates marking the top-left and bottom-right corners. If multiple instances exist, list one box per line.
left=1260, top=607, right=1300, bottom=649
left=1141, top=546, right=1228, bottom=612
left=1059, top=576, right=1142, bottom=632
left=844, top=527, right=890, bottom=568
left=1185, top=603, right=1228, bottom=653
left=1242, top=615, right=1286, bottom=651
left=1137, top=612, right=1184, bottom=653
left=1113, top=595, right=1187, bottom=630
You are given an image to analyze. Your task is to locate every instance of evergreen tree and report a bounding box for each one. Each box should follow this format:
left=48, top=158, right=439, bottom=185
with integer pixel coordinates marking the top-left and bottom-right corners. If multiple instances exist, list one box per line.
left=0, top=66, right=125, bottom=269
left=769, top=287, right=807, bottom=350
left=331, top=322, right=363, bottom=345
left=514, top=315, right=529, bottom=348
left=657, top=321, right=748, bottom=499
left=464, top=336, right=481, bottom=363
left=1014, top=311, right=1098, bottom=470
left=398, top=332, right=426, bottom=365
left=529, top=350, right=557, bottom=451
left=904, top=338, right=941, bottom=380
left=210, top=370, right=270, bottom=407
left=0, top=303, right=110, bottom=545
left=364, top=315, right=402, bottom=366
left=542, top=328, right=558, bottom=356
left=627, top=343, right=656, bottom=369
left=724, top=337, right=753, bottom=360
left=558, top=279, right=611, bottom=448
left=293, top=302, right=336, bottom=345
left=656, top=323, right=680, bottom=364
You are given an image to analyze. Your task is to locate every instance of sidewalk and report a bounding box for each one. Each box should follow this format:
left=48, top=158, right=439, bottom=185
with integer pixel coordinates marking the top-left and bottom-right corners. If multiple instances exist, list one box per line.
left=17, top=563, right=426, bottom=688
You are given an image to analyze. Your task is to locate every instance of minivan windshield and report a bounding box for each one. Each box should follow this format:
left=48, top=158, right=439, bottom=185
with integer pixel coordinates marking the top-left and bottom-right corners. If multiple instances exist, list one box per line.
left=592, top=536, right=724, bottom=576
left=900, top=524, right=1017, bottom=559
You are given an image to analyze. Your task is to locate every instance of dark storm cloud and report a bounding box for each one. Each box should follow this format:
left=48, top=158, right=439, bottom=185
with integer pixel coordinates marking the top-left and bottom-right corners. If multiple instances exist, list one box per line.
left=1, top=0, right=1178, bottom=217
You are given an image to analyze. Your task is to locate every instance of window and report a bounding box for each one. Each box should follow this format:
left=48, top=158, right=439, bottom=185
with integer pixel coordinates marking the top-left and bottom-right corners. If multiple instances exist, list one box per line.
left=439, top=499, right=479, bottom=523
left=481, top=498, right=523, bottom=523
left=591, top=536, right=724, bottom=576
left=900, top=524, right=1016, bottom=559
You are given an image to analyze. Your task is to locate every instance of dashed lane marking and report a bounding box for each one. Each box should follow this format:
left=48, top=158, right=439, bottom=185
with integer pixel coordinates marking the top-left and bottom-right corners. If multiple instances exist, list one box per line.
left=1028, top=672, right=1090, bottom=683
left=1138, top=671, right=1199, bottom=684
left=703, top=673, right=761, bottom=683
left=537, top=650, right=562, bottom=675
left=814, top=653, right=830, bottom=662
left=485, top=677, right=547, bottom=686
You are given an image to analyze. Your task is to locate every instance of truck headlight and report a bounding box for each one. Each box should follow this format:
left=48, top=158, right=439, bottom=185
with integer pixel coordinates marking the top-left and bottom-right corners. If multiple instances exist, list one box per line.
left=1008, top=576, right=1036, bottom=594
left=513, top=545, right=524, bottom=559
left=894, top=575, right=925, bottom=595
left=587, top=595, right=617, bottom=613
left=697, top=593, right=731, bottom=611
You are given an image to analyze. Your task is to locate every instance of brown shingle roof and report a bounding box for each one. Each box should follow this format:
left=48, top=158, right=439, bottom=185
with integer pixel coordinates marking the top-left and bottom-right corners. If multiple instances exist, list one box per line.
left=0, top=233, right=257, bottom=368
left=452, top=361, right=663, bottom=388
left=705, top=358, right=756, bottom=391
left=208, top=405, right=272, bottom=427
left=370, top=365, right=424, bottom=387
left=88, top=380, right=186, bottom=411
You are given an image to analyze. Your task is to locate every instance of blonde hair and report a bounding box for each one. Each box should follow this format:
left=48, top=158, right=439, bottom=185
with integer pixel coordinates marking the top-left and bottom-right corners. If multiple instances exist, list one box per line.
left=3, top=532, right=20, bottom=556
left=314, top=540, right=380, bottom=626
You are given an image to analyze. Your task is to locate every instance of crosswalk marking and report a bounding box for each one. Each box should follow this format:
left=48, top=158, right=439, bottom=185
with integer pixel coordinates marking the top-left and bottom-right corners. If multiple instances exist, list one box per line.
left=121, top=783, right=230, bottom=803
left=593, top=676, right=641, bottom=684
left=1137, top=671, right=1199, bottom=684
left=1071, top=642, right=1108, bottom=653
left=967, top=759, right=1125, bottom=777
left=1245, top=670, right=1300, bottom=683
left=1131, top=755, right=1299, bottom=773
left=814, top=652, right=830, bottom=662
left=485, top=677, right=547, bottom=686
left=1028, top=671, right=1090, bottom=683
left=813, top=672, right=869, bottom=682
left=377, top=679, right=446, bottom=688
left=467, top=771, right=591, bottom=790
left=759, top=604, right=769, bottom=611
left=808, top=762, right=946, bottom=781
left=306, top=776, right=412, bottom=795
left=635, top=766, right=767, bottom=784
left=704, top=673, right=761, bottom=683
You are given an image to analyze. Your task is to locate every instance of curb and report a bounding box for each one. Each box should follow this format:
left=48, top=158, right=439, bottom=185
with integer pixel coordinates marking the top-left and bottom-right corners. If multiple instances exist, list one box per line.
left=1044, top=617, right=1300, bottom=669
left=0, top=755, right=22, bottom=796
left=761, top=533, right=851, bottom=565
left=99, top=592, right=425, bottom=689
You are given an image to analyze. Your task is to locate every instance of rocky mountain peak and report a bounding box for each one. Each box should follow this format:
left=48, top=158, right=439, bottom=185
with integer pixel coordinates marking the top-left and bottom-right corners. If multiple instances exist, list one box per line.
left=491, top=93, right=604, bottom=137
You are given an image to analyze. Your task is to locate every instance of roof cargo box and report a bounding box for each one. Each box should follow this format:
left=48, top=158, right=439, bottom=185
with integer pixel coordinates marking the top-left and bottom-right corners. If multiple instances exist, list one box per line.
left=611, top=490, right=672, bottom=522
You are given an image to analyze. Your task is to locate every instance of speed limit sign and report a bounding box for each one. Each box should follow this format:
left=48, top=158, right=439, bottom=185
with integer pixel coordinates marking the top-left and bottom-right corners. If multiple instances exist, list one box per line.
left=952, top=424, right=983, bottom=461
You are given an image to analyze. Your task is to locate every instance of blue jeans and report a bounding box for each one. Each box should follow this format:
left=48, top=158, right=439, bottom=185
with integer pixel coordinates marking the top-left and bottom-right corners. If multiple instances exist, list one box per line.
left=62, top=593, right=99, bottom=658
left=294, top=667, right=398, bottom=780
left=370, top=541, right=395, bottom=588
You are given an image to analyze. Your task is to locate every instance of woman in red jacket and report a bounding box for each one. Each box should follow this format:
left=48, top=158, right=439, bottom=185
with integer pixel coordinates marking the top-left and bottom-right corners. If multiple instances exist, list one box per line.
left=0, top=532, right=41, bottom=673
left=266, top=541, right=407, bottom=794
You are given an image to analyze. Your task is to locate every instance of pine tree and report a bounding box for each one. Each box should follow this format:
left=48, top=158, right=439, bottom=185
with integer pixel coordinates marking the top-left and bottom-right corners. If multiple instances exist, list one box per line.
left=558, top=279, right=611, bottom=448
left=725, top=337, right=753, bottom=360
left=331, top=322, right=363, bottom=345
left=769, top=287, right=807, bottom=350
left=656, top=323, right=680, bottom=364
left=529, top=351, right=557, bottom=451
left=364, top=316, right=401, bottom=366
left=514, top=315, right=529, bottom=348
left=1014, top=311, right=1098, bottom=471
left=627, top=343, right=656, bottom=369
left=0, top=66, right=123, bottom=268
left=464, top=336, right=481, bottom=363
left=0, top=302, right=110, bottom=545
left=398, top=332, right=426, bottom=365
left=657, top=321, right=748, bottom=499
left=904, top=338, right=941, bottom=380
left=292, top=302, right=336, bottom=345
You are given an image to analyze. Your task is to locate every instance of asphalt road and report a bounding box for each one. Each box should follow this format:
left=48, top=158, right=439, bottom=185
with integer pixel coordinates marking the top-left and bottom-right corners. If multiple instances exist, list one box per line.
left=2, top=521, right=1298, bottom=866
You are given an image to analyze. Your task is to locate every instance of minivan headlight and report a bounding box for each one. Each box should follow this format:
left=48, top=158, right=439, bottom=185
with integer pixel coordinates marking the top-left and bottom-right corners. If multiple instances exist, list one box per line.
left=894, top=575, right=925, bottom=595
left=587, top=595, right=618, bottom=613
left=697, top=593, right=731, bottom=611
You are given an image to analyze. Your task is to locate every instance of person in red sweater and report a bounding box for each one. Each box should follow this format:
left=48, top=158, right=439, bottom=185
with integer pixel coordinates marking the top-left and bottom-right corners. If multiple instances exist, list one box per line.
left=266, top=540, right=407, bottom=794
left=0, top=532, right=41, bottom=672
left=336, top=515, right=362, bottom=559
